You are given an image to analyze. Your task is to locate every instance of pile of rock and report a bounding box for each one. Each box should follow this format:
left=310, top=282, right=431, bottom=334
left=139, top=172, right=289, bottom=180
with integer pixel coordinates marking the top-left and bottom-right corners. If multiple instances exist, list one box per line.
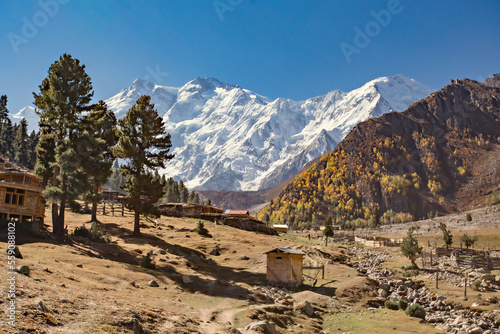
left=351, top=246, right=393, bottom=279
left=350, top=247, right=500, bottom=333
left=252, top=286, right=294, bottom=305
left=468, top=272, right=500, bottom=292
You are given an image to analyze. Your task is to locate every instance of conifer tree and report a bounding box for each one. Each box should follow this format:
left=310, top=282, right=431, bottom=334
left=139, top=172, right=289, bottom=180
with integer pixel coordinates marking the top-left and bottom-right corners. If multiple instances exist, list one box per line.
left=13, top=118, right=30, bottom=167
left=401, top=226, right=423, bottom=268
left=80, top=100, right=118, bottom=222
left=0, top=118, right=14, bottom=157
left=439, top=222, right=453, bottom=250
left=323, top=216, right=334, bottom=246
left=27, top=130, right=39, bottom=170
left=0, top=96, right=13, bottom=157
left=33, top=54, right=94, bottom=236
left=114, top=95, right=174, bottom=236
left=179, top=180, right=189, bottom=203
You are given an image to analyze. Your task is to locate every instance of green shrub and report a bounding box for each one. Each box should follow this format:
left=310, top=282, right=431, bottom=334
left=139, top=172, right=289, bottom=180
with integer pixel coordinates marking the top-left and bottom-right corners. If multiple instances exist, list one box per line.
left=74, top=225, right=92, bottom=238
left=471, top=280, right=482, bottom=291
left=73, top=222, right=110, bottom=243
left=69, top=200, right=82, bottom=213
left=384, top=300, right=399, bottom=310
left=405, top=303, right=426, bottom=319
left=465, top=213, right=472, bottom=222
left=398, top=299, right=408, bottom=310
left=138, top=251, right=156, bottom=269
left=194, top=221, right=211, bottom=237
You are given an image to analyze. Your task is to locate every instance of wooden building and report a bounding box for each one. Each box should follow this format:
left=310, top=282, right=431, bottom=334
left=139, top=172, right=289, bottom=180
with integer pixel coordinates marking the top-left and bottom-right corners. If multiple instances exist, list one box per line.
left=0, top=155, right=45, bottom=223
left=272, top=224, right=289, bottom=233
left=101, top=187, right=122, bottom=202
left=223, top=209, right=249, bottom=216
left=265, top=247, right=305, bottom=285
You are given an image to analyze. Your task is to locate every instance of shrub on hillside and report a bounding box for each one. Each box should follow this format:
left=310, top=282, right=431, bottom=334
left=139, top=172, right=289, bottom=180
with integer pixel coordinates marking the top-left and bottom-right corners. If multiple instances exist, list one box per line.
left=195, top=221, right=211, bottom=237
left=73, top=222, right=110, bottom=243
left=398, top=299, right=408, bottom=310
left=384, top=300, right=399, bottom=310
left=139, top=251, right=156, bottom=269
left=465, top=212, right=472, bottom=222
left=69, top=200, right=82, bottom=213
left=405, top=303, right=426, bottom=319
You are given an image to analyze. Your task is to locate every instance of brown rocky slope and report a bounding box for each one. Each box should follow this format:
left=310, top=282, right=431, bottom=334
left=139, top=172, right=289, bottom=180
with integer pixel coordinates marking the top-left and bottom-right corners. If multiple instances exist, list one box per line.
left=260, top=77, right=500, bottom=228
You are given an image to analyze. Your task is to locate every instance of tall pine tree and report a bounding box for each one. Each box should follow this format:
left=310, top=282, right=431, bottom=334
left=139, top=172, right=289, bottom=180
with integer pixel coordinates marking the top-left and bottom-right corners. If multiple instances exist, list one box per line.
left=13, top=118, right=30, bottom=167
left=0, top=96, right=13, bottom=157
left=80, top=100, right=118, bottom=222
left=114, top=95, right=174, bottom=236
left=33, top=54, right=94, bottom=236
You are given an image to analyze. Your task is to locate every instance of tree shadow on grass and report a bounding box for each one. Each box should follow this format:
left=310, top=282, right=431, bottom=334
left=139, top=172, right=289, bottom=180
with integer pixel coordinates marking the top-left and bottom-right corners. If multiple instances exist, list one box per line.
left=2, top=220, right=269, bottom=300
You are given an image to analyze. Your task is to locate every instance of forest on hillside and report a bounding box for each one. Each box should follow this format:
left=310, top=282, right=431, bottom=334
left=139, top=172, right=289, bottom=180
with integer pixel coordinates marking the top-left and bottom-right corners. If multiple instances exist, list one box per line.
left=258, top=79, right=500, bottom=230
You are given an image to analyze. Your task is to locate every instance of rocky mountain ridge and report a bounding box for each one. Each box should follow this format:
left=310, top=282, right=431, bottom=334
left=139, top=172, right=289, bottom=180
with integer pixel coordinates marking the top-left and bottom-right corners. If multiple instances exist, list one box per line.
left=259, top=77, right=500, bottom=227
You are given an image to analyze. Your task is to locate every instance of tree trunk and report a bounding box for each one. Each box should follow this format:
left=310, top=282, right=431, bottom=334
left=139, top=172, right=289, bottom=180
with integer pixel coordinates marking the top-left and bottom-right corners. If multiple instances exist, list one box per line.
left=409, top=255, right=418, bottom=268
left=51, top=203, right=62, bottom=235
left=133, top=211, right=141, bottom=236
left=91, top=200, right=98, bottom=222
left=52, top=200, right=66, bottom=236
left=325, top=237, right=328, bottom=247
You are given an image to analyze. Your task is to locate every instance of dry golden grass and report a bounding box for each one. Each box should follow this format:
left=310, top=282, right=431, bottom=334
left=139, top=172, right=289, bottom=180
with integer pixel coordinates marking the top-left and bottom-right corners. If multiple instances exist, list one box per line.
left=1, top=203, right=498, bottom=333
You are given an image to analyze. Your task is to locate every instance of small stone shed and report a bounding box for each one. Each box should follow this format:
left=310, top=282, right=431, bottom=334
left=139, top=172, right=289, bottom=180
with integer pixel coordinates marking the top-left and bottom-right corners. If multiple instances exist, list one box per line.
left=265, top=247, right=305, bottom=285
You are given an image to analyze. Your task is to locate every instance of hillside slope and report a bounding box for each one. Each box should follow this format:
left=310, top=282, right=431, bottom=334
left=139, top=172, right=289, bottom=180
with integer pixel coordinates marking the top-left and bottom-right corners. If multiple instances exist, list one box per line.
left=259, top=78, right=500, bottom=229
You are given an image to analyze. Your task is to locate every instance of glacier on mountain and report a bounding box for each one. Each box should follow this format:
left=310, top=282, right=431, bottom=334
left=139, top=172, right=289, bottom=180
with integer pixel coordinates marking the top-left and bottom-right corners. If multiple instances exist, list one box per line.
left=15, top=75, right=433, bottom=191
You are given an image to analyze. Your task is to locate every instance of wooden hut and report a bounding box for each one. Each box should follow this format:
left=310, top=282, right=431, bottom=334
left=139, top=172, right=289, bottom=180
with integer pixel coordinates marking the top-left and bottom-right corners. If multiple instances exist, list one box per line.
left=265, top=247, right=305, bottom=285
left=0, top=155, right=45, bottom=223
left=272, top=224, right=289, bottom=233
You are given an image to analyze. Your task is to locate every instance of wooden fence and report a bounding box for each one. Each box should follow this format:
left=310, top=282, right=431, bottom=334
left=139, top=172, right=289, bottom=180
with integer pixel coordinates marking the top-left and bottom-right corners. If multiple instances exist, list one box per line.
left=421, top=247, right=500, bottom=270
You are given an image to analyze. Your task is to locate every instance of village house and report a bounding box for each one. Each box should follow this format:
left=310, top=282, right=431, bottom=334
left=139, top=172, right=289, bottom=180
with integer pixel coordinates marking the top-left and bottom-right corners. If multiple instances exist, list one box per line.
left=265, top=247, right=305, bottom=285
left=0, top=155, right=45, bottom=223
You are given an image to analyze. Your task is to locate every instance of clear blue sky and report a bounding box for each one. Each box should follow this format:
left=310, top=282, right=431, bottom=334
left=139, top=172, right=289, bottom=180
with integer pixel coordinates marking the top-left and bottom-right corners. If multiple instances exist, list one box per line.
left=1, top=0, right=499, bottom=115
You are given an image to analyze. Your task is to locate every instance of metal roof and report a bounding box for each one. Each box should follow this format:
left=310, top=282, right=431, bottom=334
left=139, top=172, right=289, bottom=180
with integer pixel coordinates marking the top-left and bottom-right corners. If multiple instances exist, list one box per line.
left=265, top=247, right=305, bottom=255
left=272, top=224, right=288, bottom=228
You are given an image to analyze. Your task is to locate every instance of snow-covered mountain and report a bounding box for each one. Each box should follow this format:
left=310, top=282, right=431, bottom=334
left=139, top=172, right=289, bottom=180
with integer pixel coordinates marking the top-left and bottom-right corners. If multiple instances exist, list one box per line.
left=9, top=106, right=38, bottom=133
left=105, top=75, right=433, bottom=191
left=15, top=75, right=433, bottom=191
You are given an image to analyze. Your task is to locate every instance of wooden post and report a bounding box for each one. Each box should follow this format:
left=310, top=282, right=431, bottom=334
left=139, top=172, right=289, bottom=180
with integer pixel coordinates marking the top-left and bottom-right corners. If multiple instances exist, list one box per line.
left=111, top=204, right=114, bottom=216
left=436, top=271, right=438, bottom=289
left=464, top=275, right=467, bottom=298
left=322, top=265, right=324, bottom=280
left=122, top=203, right=124, bottom=216
left=103, top=203, right=106, bottom=215
left=430, top=248, right=433, bottom=266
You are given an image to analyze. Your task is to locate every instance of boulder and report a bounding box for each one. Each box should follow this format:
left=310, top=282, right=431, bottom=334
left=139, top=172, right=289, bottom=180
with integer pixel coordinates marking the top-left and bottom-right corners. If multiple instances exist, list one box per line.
left=7, top=246, right=23, bottom=259
left=36, top=300, right=49, bottom=313
left=245, top=320, right=278, bottom=334
left=295, top=300, right=315, bottom=317
left=17, top=265, right=30, bottom=276
left=182, top=275, right=193, bottom=284
left=377, top=288, right=388, bottom=298
left=148, top=280, right=159, bottom=287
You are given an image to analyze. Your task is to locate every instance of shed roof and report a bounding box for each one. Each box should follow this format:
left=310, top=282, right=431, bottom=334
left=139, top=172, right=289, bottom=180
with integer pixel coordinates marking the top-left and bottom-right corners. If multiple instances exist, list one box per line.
left=265, top=247, right=305, bottom=255
left=224, top=210, right=249, bottom=215
left=273, top=224, right=288, bottom=229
